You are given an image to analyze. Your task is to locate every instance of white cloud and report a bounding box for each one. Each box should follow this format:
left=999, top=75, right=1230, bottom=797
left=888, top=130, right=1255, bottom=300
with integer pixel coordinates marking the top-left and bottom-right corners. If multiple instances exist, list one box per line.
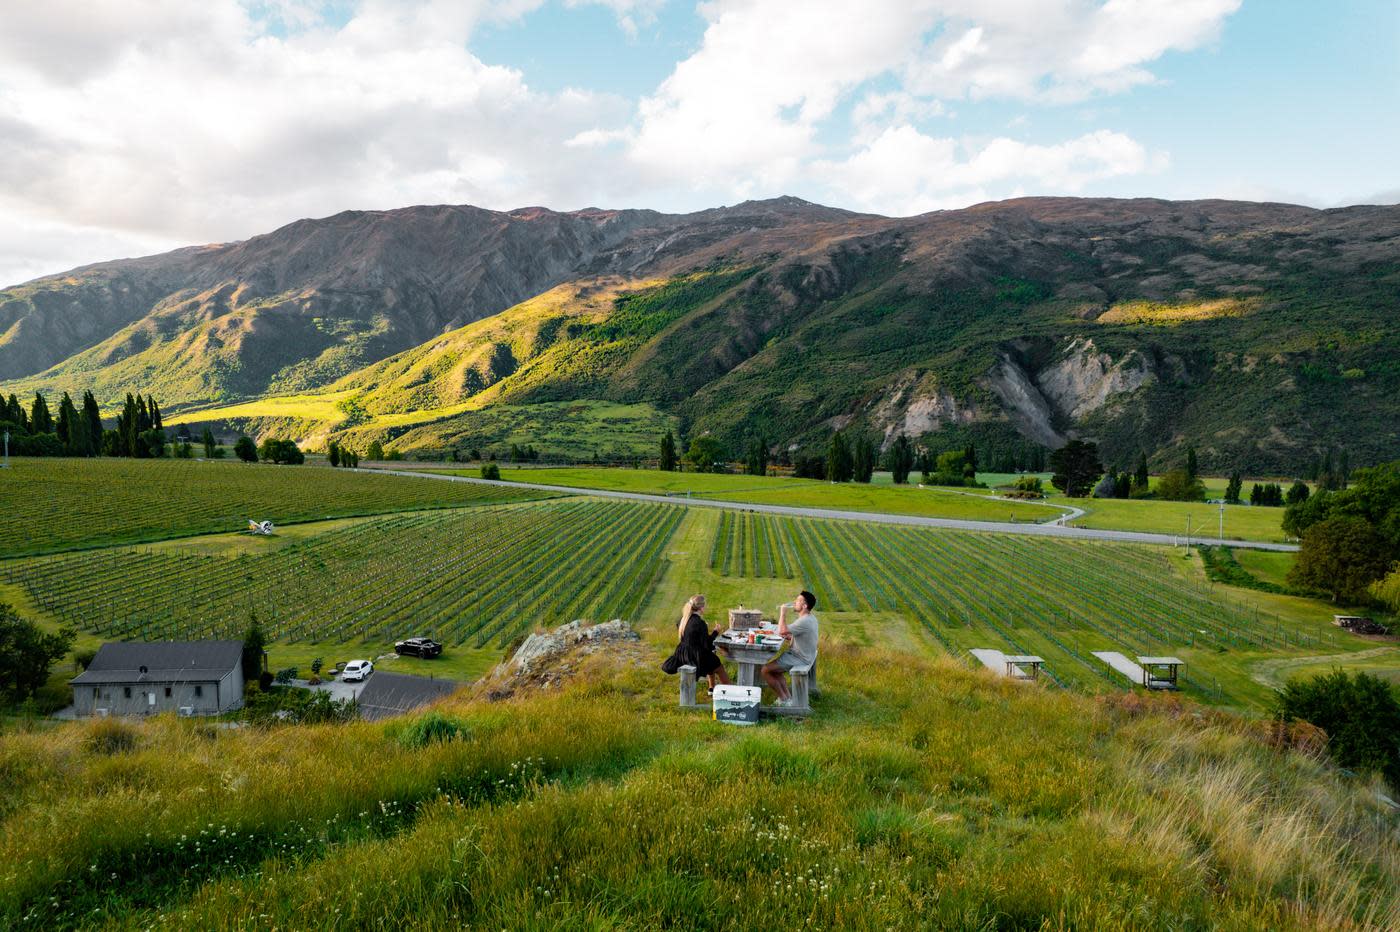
left=616, top=0, right=1235, bottom=200
left=816, top=125, right=1166, bottom=216
left=0, top=1, right=1244, bottom=286
left=0, top=0, right=642, bottom=285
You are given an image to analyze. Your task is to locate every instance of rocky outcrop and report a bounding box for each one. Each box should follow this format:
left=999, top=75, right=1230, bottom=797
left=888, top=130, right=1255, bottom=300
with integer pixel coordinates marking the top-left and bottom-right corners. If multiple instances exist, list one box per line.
left=869, top=372, right=987, bottom=448
left=481, top=619, right=646, bottom=699
left=984, top=355, right=1066, bottom=448
left=983, top=337, right=1181, bottom=448
left=1037, top=337, right=1154, bottom=420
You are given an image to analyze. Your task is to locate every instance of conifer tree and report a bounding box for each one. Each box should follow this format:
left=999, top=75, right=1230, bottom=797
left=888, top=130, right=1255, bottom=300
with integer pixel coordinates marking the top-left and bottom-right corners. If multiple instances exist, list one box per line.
left=56, top=393, right=77, bottom=449
left=82, top=392, right=102, bottom=453
left=1186, top=446, right=1198, bottom=481
left=659, top=430, right=677, bottom=471
left=1133, top=451, right=1150, bottom=491
left=30, top=393, right=53, bottom=434
left=826, top=431, right=854, bottom=483
left=887, top=434, right=915, bottom=485
left=202, top=427, right=217, bottom=459
left=4, top=394, right=25, bottom=431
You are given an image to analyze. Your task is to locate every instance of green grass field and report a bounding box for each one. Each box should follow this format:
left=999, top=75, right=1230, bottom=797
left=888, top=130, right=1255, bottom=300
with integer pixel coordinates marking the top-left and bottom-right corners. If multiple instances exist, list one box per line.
left=454, top=466, right=1069, bottom=523
left=0, top=458, right=555, bottom=557
left=1234, top=548, right=1298, bottom=588
left=1059, top=495, right=1289, bottom=543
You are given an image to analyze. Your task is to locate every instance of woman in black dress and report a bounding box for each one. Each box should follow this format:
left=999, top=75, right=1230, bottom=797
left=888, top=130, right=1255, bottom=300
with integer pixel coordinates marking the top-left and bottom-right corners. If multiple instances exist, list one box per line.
left=663, top=594, right=729, bottom=688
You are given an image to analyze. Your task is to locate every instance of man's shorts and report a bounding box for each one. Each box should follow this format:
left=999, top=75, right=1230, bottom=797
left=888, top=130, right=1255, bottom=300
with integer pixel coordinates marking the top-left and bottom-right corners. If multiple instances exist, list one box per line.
left=772, top=651, right=808, bottom=672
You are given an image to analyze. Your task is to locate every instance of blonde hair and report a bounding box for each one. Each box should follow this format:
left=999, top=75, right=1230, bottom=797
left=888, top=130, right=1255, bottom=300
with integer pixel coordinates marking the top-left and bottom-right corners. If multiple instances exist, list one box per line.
left=679, top=594, right=706, bottom=635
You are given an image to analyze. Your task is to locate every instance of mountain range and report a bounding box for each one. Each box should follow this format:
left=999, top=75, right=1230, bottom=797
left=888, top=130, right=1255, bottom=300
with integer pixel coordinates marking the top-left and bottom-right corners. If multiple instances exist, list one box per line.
left=2, top=195, right=1397, bottom=472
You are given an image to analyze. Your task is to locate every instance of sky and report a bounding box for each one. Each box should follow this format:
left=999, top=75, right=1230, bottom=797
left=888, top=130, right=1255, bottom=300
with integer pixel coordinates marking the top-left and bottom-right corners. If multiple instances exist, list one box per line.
left=1, top=0, right=1397, bottom=287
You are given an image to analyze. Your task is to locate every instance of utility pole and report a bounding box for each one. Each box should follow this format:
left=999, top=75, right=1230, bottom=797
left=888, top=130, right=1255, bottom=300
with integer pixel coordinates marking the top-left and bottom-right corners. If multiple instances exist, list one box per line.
left=1185, top=514, right=1191, bottom=548
left=1, top=429, right=8, bottom=468
left=1219, top=501, right=1224, bottom=542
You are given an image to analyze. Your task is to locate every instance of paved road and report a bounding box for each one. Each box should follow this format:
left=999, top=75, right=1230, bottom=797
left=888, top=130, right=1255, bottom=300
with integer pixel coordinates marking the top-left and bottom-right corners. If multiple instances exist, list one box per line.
left=366, top=468, right=1298, bottom=552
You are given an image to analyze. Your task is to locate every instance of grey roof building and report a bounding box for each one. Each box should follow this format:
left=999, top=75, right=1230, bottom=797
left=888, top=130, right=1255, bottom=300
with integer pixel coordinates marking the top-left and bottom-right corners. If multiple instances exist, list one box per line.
left=356, top=671, right=461, bottom=721
left=71, top=641, right=245, bottom=717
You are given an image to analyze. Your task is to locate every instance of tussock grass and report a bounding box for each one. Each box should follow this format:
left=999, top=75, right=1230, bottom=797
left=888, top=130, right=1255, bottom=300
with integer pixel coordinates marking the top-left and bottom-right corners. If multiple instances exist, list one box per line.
left=1, top=647, right=1395, bottom=929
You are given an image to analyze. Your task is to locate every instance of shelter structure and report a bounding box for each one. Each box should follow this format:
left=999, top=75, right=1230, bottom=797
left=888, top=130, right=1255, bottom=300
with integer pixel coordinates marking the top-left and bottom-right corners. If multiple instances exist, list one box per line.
left=971, top=648, right=1044, bottom=681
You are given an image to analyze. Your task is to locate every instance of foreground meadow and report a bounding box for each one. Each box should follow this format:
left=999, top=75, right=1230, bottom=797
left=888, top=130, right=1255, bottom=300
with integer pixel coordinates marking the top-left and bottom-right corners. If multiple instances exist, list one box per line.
left=1, top=646, right=1396, bottom=930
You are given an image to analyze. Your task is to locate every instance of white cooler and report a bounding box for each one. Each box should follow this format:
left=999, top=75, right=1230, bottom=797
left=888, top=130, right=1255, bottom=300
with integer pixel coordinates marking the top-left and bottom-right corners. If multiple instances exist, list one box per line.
left=712, top=684, right=762, bottom=725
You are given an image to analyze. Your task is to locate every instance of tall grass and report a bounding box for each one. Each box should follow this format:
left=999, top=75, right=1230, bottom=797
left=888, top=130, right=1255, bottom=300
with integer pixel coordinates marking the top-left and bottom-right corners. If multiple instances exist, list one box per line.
left=0, top=647, right=1395, bottom=929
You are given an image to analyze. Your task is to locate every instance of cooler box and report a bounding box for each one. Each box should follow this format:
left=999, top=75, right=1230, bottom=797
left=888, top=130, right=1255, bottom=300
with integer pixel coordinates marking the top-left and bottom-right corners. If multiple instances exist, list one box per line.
left=712, top=684, right=761, bottom=726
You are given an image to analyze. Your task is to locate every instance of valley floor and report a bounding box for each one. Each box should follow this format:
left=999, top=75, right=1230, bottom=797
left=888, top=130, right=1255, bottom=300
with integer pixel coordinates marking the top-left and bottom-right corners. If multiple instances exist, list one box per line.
left=1, top=457, right=1397, bottom=928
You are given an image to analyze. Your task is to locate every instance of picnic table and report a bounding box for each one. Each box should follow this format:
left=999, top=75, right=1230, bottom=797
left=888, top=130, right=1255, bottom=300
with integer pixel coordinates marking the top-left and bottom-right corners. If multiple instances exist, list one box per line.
left=713, top=630, right=785, bottom=687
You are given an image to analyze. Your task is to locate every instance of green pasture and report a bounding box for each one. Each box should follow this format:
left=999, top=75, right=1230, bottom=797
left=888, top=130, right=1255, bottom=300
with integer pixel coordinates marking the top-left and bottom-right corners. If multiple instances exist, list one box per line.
left=1058, top=494, right=1289, bottom=542
left=1233, top=548, right=1298, bottom=588
left=470, top=466, right=1068, bottom=523
left=0, top=457, right=554, bottom=557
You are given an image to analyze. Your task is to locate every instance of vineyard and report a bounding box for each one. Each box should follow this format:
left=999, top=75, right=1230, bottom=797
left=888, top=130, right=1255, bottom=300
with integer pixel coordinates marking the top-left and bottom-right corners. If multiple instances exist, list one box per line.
left=711, top=510, right=1339, bottom=704
left=0, top=458, right=555, bottom=556
left=2, top=500, right=683, bottom=649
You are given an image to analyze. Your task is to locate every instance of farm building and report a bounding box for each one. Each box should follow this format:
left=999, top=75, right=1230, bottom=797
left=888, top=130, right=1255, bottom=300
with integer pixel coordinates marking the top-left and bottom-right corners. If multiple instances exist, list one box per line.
left=355, top=671, right=461, bottom=721
left=70, top=641, right=244, bottom=717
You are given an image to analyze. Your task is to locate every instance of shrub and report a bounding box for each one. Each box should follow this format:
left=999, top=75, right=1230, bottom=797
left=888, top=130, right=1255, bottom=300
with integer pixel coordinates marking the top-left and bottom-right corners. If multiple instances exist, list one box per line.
left=481, top=463, right=501, bottom=480
left=1156, top=467, right=1206, bottom=502
left=274, top=667, right=298, bottom=685
left=1013, top=475, right=1043, bottom=495
left=84, top=717, right=138, bottom=755
left=1275, top=670, right=1400, bottom=787
left=1282, top=668, right=1400, bottom=783
left=394, top=711, right=471, bottom=748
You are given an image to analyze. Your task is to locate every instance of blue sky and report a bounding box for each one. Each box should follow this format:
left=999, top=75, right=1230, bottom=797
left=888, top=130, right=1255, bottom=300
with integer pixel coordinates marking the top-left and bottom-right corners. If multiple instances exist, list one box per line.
left=0, top=0, right=1396, bottom=285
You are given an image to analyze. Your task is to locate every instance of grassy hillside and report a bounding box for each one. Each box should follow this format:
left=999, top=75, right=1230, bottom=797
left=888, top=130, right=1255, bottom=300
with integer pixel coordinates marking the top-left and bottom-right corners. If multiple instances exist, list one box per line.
left=2, top=645, right=1396, bottom=928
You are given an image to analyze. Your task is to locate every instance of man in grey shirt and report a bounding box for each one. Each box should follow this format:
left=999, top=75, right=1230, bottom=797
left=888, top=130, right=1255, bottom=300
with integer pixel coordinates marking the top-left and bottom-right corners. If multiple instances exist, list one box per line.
left=763, top=590, right=818, bottom=703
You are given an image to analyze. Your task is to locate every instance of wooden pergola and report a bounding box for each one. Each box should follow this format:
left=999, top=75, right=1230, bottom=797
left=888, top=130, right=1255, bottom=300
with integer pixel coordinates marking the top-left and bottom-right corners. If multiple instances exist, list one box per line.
left=1137, top=656, right=1183, bottom=690
left=1002, top=655, right=1044, bottom=681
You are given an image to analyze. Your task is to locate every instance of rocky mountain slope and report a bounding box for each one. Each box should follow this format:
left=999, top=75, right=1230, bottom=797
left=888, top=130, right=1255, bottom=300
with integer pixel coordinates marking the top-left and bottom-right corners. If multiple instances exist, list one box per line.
left=3, top=196, right=1398, bottom=471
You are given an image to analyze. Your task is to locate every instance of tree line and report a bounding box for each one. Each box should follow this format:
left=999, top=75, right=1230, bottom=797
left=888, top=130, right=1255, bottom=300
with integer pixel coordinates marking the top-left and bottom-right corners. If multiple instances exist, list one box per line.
left=0, top=388, right=344, bottom=467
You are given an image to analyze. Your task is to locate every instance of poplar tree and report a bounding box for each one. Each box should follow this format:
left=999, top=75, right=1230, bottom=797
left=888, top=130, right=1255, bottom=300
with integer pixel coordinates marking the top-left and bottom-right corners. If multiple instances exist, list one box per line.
left=30, top=393, right=53, bottom=434
left=826, top=431, right=854, bottom=483
left=659, top=431, right=677, bottom=471
left=1133, top=451, right=1150, bottom=491
left=56, top=389, right=81, bottom=450
left=82, top=391, right=102, bottom=453
left=887, top=434, right=915, bottom=485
